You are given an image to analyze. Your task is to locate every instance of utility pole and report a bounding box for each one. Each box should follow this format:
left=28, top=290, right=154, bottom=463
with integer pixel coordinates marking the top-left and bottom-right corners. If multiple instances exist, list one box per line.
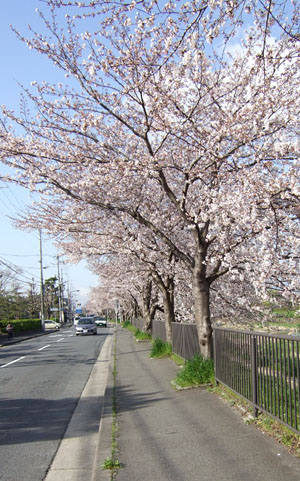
left=39, top=230, right=45, bottom=330
left=57, top=256, right=63, bottom=324
left=115, top=299, right=119, bottom=330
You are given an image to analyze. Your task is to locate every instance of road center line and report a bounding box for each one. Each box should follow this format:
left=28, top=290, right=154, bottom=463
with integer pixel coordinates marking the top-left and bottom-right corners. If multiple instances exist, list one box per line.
left=38, top=345, right=51, bottom=351
left=0, top=356, right=26, bottom=368
left=56, top=338, right=64, bottom=342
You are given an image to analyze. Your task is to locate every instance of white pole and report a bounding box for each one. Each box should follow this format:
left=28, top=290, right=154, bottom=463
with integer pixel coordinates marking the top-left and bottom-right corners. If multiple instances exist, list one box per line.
left=39, top=230, right=45, bottom=331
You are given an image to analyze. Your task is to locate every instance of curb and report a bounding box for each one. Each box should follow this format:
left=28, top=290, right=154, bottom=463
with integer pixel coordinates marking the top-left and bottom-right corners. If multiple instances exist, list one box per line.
left=92, top=332, right=115, bottom=481
left=0, top=330, right=52, bottom=348
left=44, top=332, right=113, bottom=481
left=0, top=324, right=74, bottom=348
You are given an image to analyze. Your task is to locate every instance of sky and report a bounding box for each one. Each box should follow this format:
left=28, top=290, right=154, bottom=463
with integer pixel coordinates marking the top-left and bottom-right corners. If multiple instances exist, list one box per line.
left=0, top=1, right=99, bottom=306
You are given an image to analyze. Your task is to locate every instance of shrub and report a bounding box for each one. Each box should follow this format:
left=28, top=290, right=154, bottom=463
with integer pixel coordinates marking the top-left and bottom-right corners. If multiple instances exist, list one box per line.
left=1, top=319, right=41, bottom=334
left=134, top=329, right=151, bottom=341
left=122, top=320, right=132, bottom=329
left=122, top=321, right=138, bottom=333
left=150, top=337, right=172, bottom=358
left=174, top=354, right=215, bottom=388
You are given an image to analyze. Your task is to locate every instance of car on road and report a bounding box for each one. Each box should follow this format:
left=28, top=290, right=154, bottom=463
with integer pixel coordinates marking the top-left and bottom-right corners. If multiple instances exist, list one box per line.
left=95, top=316, right=107, bottom=327
left=75, top=317, right=97, bottom=335
left=44, top=320, right=60, bottom=330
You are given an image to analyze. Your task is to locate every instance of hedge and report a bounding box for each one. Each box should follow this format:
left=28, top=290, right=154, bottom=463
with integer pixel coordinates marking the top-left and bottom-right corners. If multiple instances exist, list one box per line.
left=0, top=319, right=42, bottom=334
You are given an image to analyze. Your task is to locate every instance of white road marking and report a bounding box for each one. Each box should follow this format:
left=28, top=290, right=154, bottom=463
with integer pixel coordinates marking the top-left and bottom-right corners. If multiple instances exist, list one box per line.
left=38, top=345, right=51, bottom=351
left=1, top=356, right=26, bottom=368
left=1, top=333, right=74, bottom=368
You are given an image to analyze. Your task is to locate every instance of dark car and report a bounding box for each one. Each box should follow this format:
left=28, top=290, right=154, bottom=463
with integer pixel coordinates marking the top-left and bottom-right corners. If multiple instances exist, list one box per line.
left=75, top=317, right=97, bottom=335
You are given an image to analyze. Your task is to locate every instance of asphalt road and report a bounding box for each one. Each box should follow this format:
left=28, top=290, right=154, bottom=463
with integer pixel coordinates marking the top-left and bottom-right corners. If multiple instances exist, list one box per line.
left=0, top=326, right=109, bottom=481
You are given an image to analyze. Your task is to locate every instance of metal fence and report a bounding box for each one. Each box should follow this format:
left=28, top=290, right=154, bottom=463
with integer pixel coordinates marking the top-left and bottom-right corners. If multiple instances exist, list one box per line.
left=152, top=320, right=166, bottom=342
left=214, top=327, right=300, bottom=435
left=131, top=317, right=143, bottom=330
left=151, top=321, right=201, bottom=360
left=172, top=323, right=200, bottom=360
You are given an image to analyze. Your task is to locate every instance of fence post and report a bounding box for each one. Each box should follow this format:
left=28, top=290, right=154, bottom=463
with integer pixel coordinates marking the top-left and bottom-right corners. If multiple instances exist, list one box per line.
left=251, top=335, right=258, bottom=417
left=212, top=329, right=219, bottom=385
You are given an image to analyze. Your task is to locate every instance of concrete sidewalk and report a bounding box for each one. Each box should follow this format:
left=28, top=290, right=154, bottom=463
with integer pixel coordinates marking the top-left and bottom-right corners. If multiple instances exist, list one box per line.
left=101, top=327, right=300, bottom=481
left=0, top=324, right=73, bottom=347
left=0, top=328, right=52, bottom=347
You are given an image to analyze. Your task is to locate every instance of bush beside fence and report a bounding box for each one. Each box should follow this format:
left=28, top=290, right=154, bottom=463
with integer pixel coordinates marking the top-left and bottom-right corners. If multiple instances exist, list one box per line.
left=151, top=320, right=200, bottom=360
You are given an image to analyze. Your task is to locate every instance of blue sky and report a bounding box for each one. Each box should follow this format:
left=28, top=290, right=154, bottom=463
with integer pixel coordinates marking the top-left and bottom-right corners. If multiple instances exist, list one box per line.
left=0, top=1, right=98, bottom=306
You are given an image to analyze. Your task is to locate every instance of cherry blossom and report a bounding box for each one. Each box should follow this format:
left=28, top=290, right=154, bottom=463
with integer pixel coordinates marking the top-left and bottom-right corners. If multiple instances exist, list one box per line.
left=1, top=0, right=300, bottom=357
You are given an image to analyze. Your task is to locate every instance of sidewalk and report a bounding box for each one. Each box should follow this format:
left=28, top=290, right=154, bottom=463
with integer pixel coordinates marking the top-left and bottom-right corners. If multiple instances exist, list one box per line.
left=0, top=324, right=72, bottom=347
left=98, top=327, right=300, bottom=481
left=0, top=329, right=49, bottom=347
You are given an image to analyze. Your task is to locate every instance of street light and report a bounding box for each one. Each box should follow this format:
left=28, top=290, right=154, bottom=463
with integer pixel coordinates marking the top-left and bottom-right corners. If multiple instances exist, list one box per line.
left=114, top=299, right=120, bottom=329
left=68, top=289, right=80, bottom=323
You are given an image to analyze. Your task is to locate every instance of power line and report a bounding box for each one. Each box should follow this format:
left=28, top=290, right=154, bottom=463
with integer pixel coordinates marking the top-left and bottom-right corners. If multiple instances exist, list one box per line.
left=0, top=252, right=54, bottom=258
left=0, top=256, right=40, bottom=284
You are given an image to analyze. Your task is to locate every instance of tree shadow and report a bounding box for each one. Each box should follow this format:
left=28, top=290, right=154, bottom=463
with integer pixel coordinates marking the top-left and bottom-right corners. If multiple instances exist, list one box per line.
left=0, top=394, right=103, bottom=446
left=104, top=384, right=171, bottom=416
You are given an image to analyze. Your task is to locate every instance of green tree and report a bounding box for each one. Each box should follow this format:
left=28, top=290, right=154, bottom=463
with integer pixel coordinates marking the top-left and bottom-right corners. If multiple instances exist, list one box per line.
left=44, top=276, right=59, bottom=318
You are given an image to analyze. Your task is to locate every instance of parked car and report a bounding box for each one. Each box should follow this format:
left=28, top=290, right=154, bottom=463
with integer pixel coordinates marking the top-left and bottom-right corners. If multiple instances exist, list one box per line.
left=75, top=317, right=97, bottom=335
left=44, top=320, right=60, bottom=330
left=95, top=316, right=107, bottom=327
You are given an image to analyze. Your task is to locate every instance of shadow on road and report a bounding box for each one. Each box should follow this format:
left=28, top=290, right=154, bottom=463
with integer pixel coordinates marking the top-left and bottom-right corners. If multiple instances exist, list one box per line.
left=0, top=394, right=103, bottom=445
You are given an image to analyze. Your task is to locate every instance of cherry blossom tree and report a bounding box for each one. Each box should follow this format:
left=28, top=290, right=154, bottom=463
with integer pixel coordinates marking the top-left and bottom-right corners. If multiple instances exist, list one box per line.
left=53, top=209, right=177, bottom=338
left=1, top=1, right=300, bottom=357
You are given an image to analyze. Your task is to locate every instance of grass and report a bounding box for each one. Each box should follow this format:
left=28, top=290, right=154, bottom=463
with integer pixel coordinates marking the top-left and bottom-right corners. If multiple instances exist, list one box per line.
left=171, top=353, right=185, bottom=366
left=210, top=383, right=300, bottom=457
left=102, top=458, right=122, bottom=470
left=121, top=321, right=151, bottom=341
left=150, top=337, right=172, bottom=358
left=134, top=329, right=152, bottom=341
left=271, top=307, right=299, bottom=319
left=101, top=333, right=123, bottom=478
left=122, top=321, right=137, bottom=333
left=174, top=354, right=215, bottom=388
left=255, top=415, right=300, bottom=455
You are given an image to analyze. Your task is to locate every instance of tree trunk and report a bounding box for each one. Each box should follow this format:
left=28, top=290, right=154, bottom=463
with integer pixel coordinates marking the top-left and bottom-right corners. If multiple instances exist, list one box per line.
left=192, top=251, right=213, bottom=359
left=142, top=279, right=155, bottom=332
left=143, top=308, right=153, bottom=332
left=161, top=278, right=175, bottom=344
left=152, top=271, right=175, bottom=344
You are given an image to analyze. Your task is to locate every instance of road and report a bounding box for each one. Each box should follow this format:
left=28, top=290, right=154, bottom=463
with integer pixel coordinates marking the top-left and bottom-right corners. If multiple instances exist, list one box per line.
left=0, top=326, right=109, bottom=481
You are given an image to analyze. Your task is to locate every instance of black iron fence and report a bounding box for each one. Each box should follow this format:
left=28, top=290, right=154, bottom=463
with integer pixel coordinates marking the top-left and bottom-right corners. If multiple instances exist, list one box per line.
left=214, top=327, right=300, bottom=435
left=152, top=320, right=166, bottom=342
left=151, top=320, right=201, bottom=360
left=172, top=322, right=200, bottom=360
left=130, top=319, right=300, bottom=434
left=131, top=317, right=143, bottom=330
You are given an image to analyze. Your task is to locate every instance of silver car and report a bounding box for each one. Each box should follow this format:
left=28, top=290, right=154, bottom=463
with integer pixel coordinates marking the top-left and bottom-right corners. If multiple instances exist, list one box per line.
left=75, top=317, right=97, bottom=336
